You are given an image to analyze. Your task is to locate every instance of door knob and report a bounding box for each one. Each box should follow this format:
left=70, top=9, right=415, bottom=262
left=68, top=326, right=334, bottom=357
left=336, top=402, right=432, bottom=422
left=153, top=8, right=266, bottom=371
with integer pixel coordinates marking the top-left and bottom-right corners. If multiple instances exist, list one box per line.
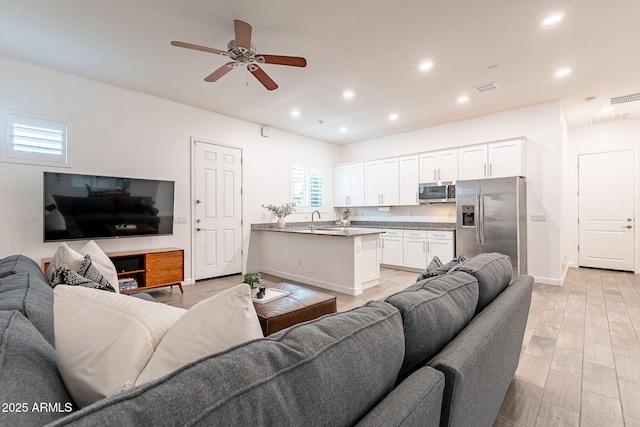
left=623, top=225, right=632, bottom=229
left=196, top=199, right=202, bottom=204
left=196, top=228, right=202, bottom=231
left=196, top=219, right=201, bottom=223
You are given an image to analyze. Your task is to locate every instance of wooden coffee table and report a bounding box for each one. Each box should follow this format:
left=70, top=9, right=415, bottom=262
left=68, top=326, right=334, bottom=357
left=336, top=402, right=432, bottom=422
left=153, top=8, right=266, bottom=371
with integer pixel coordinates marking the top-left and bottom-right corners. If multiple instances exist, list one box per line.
left=253, top=283, right=337, bottom=336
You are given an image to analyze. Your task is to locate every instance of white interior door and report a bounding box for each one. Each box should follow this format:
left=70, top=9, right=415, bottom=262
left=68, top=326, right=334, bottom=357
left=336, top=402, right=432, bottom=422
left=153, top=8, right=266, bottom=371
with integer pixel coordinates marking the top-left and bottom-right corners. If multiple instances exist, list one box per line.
left=578, top=150, right=634, bottom=271
left=194, top=141, right=242, bottom=280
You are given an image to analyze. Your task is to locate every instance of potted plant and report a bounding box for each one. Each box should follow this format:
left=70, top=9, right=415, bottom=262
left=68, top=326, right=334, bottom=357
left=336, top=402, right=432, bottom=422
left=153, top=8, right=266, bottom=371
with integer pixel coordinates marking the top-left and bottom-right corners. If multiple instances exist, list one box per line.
left=262, top=203, right=296, bottom=229
left=243, top=272, right=262, bottom=297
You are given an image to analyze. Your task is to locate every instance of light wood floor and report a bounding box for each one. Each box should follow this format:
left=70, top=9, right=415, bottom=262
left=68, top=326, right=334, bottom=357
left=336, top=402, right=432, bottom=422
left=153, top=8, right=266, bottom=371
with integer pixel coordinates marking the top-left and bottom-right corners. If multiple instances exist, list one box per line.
left=148, top=267, right=640, bottom=426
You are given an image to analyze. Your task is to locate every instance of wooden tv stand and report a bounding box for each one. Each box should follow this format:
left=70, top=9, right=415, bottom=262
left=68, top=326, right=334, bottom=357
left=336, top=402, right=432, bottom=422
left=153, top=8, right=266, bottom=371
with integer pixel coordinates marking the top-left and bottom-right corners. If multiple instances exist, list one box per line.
left=43, top=247, right=184, bottom=294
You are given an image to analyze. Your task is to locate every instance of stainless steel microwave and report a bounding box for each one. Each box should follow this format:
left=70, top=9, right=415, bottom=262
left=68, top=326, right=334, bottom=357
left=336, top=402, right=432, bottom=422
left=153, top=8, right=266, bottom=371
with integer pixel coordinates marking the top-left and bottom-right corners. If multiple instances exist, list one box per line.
left=418, top=184, right=456, bottom=203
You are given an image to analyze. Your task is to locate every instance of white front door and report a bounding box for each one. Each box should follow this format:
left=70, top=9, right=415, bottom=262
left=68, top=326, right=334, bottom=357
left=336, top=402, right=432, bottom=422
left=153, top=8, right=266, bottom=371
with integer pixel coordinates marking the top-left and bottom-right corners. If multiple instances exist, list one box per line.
left=578, top=150, right=634, bottom=271
left=193, top=141, right=243, bottom=280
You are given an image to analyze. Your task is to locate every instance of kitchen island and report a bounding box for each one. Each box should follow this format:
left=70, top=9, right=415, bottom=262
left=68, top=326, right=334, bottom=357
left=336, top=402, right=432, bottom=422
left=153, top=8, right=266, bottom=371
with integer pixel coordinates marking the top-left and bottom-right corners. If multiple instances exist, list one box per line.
left=252, top=225, right=385, bottom=296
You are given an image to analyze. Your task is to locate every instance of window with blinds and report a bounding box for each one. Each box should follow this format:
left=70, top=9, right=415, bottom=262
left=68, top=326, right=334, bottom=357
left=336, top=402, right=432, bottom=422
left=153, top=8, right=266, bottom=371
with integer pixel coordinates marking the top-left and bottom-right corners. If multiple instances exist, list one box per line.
left=1, top=110, right=71, bottom=167
left=291, top=163, right=325, bottom=208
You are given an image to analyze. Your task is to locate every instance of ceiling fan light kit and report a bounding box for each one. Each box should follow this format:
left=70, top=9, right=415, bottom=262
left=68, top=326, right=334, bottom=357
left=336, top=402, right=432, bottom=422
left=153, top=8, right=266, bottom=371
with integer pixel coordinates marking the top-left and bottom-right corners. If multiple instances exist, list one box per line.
left=171, top=19, right=307, bottom=91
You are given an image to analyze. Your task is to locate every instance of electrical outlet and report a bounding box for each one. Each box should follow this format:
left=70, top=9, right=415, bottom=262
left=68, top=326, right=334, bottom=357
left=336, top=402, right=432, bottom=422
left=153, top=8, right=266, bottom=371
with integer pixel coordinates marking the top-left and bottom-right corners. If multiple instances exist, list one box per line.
left=173, top=217, right=187, bottom=224
left=531, top=214, right=547, bottom=222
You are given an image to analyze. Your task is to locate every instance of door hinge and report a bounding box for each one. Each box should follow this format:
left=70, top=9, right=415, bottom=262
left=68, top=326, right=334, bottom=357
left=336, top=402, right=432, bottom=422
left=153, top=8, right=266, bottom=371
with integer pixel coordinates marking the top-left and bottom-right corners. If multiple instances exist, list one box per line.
left=577, top=218, right=579, bottom=224
left=577, top=245, right=580, bottom=252
left=241, top=219, right=243, bottom=226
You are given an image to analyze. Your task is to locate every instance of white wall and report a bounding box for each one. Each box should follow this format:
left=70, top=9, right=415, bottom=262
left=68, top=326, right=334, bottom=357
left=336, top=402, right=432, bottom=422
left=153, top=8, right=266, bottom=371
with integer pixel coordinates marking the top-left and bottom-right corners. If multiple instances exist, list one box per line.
left=340, top=101, right=566, bottom=284
left=0, top=55, right=341, bottom=282
left=566, top=117, right=640, bottom=271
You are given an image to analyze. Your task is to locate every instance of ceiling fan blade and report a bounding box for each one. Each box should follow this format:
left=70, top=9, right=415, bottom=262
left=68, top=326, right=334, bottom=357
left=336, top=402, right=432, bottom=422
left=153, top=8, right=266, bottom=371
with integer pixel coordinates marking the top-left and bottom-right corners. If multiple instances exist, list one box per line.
left=250, top=65, right=278, bottom=90
left=204, top=62, right=235, bottom=82
left=234, top=20, right=252, bottom=50
left=171, top=40, right=226, bottom=55
left=258, top=54, right=307, bottom=67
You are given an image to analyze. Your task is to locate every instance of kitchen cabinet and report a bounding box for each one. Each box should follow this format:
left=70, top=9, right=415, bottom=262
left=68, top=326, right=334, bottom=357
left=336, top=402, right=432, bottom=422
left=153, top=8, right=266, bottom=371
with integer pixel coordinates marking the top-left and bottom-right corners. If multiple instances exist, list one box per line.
left=403, top=230, right=428, bottom=269
left=427, top=230, right=455, bottom=264
left=333, top=163, right=365, bottom=206
left=419, top=149, right=458, bottom=183
left=399, top=155, right=419, bottom=205
left=380, top=229, right=403, bottom=266
left=458, top=138, right=524, bottom=180
left=364, top=158, right=399, bottom=206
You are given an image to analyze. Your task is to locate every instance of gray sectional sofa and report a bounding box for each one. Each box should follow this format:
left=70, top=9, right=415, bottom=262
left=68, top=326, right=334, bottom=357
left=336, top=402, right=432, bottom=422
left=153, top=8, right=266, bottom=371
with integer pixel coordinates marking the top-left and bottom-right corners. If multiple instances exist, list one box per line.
left=0, top=252, right=533, bottom=427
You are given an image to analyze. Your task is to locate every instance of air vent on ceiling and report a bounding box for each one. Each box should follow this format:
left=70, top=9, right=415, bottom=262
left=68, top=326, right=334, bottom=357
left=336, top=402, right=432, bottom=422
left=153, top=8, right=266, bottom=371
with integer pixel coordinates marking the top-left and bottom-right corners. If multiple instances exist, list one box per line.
left=609, top=92, right=640, bottom=105
left=589, top=112, right=631, bottom=125
left=474, top=82, right=501, bottom=93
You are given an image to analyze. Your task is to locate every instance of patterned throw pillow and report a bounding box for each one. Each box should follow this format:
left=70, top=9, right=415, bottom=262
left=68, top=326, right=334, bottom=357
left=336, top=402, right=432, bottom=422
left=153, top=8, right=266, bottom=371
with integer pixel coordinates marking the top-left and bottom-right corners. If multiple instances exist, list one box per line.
left=49, top=255, right=115, bottom=293
left=417, top=256, right=443, bottom=281
left=79, top=255, right=114, bottom=291
left=436, top=254, right=468, bottom=274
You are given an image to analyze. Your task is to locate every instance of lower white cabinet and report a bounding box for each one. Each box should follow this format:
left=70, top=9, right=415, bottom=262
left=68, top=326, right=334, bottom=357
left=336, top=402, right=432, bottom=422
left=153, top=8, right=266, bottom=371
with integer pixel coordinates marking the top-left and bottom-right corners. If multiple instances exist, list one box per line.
left=403, top=230, right=428, bottom=269
left=381, top=229, right=455, bottom=270
left=380, top=229, right=403, bottom=266
left=426, top=231, right=455, bottom=264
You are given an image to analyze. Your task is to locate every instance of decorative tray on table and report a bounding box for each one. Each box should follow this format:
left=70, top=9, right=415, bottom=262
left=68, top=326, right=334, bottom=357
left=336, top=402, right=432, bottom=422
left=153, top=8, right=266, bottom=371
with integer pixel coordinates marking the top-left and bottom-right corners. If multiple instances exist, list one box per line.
left=252, top=288, right=290, bottom=304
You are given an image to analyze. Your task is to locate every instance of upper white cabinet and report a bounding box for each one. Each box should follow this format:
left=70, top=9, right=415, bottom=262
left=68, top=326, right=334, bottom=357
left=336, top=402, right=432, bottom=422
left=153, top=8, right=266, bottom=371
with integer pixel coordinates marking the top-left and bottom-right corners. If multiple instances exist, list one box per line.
left=458, top=138, right=524, bottom=180
left=488, top=139, right=524, bottom=178
left=419, top=149, right=458, bottom=183
left=399, top=155, right=419, bottom=205
left=365, top=158, right=399, bottom=206
left=333, top=163, right=365, bottom=207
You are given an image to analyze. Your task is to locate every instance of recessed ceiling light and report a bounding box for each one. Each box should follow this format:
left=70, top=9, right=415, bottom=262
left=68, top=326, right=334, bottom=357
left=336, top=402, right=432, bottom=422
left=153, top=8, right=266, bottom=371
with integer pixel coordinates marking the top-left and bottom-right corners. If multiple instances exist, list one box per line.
left=419, top=61, right=434, bottom=71
left=342, top=90, right=354, bottom=99
left=339, top=127, right=348, bottom=133
left=542, top=12, right=565, bottom=26
left=290, top=110, right=300, bottom=117
left=457, top=95, right=469, bottom=104
left=601, top=106, right=614, bottom=113
left=389, top=113, right=399, bottom=121
left=554, top=67, right=572, bottom=78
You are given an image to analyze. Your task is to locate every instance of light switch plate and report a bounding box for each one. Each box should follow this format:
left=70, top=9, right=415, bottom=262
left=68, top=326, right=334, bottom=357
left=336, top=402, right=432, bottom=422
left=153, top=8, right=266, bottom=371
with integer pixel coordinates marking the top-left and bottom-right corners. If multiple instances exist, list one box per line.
left=531, top=214, right=547, bottom=222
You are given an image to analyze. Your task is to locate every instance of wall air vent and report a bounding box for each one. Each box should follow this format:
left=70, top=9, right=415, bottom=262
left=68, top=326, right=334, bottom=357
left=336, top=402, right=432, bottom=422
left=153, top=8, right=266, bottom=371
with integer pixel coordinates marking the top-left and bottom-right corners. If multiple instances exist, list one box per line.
left=609, top=92, right=640, bottom=105
left=474, top=82, right=501, bottom=93
left=589, top=112, right=631, bottom=125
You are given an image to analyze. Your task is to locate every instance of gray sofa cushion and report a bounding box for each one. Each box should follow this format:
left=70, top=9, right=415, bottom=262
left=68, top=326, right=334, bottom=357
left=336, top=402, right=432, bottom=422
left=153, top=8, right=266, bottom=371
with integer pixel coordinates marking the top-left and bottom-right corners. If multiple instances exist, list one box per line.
left=386, top=271, right=479, bottom=377
left=0, top=273, right=55, bottom=346
left=0, top=311, right=74, bottom=426
left=48, top=301, right=405, bottom=426
left=355, top=366, right=445, bottom=427
left=451, top=252, right=513, bottom=314
left=0, top=254, right=44, bottom=278
left=428, top=275, right=534, bottom=427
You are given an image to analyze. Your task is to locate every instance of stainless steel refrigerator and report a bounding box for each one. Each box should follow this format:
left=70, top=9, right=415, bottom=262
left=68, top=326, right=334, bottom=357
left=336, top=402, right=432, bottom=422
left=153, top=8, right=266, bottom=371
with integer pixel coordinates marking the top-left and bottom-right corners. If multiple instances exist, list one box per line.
left=456, top=176, right=527, bottom=278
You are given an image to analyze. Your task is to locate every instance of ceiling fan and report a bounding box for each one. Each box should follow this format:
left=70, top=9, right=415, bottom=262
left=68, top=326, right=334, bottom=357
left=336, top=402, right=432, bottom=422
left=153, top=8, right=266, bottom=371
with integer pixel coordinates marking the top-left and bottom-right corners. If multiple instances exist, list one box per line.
left=171, top=19, right=307, bottom=91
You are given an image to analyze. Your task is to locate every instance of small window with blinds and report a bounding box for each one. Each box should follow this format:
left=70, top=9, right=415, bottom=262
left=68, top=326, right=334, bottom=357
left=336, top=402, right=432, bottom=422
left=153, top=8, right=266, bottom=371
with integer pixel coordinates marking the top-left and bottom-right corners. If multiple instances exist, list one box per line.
left=291, top=162, right=325, bottom=209
left=1, top=110, right=71, bottom=167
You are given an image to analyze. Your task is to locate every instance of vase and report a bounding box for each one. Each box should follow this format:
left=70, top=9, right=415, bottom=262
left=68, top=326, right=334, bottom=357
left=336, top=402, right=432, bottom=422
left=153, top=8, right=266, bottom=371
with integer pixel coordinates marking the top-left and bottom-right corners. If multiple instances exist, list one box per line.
left=277, top=218, right=286, bottom=229
left=251, top=287, right=259, bottom=298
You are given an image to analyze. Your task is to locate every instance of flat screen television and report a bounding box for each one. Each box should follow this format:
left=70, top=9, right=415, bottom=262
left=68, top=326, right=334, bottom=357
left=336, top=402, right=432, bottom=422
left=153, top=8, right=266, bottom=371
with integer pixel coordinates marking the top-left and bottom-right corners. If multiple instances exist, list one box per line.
left=43, top=172, right=175, bottom=242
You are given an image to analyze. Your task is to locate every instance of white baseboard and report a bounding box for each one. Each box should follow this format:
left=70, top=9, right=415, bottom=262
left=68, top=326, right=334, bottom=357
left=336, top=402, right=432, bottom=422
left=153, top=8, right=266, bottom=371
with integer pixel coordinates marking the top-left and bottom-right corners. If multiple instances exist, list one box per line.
left=258, top=267, right=362, bottom=296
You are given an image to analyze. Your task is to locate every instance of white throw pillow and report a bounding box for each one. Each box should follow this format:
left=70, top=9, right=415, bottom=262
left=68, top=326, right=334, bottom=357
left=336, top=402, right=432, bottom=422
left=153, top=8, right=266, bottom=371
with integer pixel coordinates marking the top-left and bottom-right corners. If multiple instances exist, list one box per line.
left=47, top=241, right=120, bottom=292
left=54, top=286, right=186, bottom=408
left=135, top=284, right=264, bottom=385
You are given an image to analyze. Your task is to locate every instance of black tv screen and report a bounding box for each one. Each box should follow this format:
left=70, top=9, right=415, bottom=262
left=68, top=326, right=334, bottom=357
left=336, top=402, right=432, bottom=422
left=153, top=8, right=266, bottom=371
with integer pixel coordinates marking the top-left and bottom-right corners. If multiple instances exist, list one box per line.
left=43, top=172, right=175, bottom=242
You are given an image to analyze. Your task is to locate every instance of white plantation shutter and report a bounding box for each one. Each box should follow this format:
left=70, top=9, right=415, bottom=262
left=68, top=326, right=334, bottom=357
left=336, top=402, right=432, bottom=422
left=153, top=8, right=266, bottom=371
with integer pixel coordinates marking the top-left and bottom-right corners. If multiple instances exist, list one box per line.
left=290, top=163, right=325, bottom=208
left=309, top=168, right=324, bottom=207
left=1, top=111, right=71, bottom=166
left=291, top=164, right=308, bottom=207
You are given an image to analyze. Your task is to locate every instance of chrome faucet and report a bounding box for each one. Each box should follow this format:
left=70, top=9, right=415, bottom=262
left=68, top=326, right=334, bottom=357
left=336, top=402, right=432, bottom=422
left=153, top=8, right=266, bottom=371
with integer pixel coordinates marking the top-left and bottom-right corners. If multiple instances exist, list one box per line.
left=310, top=210, right=321, bottom=231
